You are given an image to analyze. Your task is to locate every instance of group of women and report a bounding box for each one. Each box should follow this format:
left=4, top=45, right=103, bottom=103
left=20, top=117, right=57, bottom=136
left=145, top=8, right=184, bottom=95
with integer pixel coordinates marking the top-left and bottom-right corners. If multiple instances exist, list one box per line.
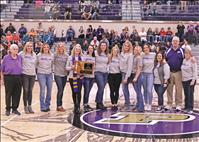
left=1, top=38, right=197, bottom=115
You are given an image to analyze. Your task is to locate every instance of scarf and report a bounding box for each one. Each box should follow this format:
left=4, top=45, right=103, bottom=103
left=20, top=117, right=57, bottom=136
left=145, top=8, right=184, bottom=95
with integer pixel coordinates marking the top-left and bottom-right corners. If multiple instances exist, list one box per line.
left=72, top=56, right=83, bottom=93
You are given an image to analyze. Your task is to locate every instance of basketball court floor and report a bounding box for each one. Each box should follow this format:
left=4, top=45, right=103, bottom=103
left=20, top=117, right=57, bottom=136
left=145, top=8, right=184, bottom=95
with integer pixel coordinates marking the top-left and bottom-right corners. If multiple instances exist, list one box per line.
left=1, top=81, right=199, bottom=142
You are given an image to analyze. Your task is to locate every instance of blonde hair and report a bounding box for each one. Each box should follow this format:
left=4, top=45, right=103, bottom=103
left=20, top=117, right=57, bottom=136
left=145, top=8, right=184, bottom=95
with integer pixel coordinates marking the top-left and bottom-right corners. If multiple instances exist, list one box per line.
left=122, top=40, right=133, bottom=53
left=41, top=43, right=51, bottom=54
left=184, top=48, right=193, bottom=57
left=133, top=45, right=142, bottom=55
left=71, top=44, right=83, bottom=56
left=109, top=45, right=120, bottom=61
left=55, top=42, right=66, bottom=55
left=23, top=42, right=33, bottom=55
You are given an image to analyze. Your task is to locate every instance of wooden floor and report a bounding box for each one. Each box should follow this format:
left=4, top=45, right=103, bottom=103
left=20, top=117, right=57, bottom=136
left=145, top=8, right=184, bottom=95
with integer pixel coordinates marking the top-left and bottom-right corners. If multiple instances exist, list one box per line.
left=1, top=81, right=199, bottom=142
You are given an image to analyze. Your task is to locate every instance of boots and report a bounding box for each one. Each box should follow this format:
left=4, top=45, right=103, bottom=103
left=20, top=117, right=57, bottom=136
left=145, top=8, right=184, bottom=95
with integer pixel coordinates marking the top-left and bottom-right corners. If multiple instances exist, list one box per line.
left=28, top=106, right=34, bottom=113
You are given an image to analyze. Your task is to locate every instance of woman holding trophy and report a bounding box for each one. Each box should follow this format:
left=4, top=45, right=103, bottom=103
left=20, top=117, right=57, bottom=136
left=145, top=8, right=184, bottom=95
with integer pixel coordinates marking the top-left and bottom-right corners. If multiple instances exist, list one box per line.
left=83, top=45, right=95, bottom=112
left=66, top=44, right=84, bottom=114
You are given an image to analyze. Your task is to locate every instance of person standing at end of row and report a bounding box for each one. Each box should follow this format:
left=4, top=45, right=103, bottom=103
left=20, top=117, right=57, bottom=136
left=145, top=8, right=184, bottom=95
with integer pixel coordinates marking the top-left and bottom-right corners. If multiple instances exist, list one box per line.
left=181, top=48, right=198, bottom=114
left=2, top=44, right=22, bottom=116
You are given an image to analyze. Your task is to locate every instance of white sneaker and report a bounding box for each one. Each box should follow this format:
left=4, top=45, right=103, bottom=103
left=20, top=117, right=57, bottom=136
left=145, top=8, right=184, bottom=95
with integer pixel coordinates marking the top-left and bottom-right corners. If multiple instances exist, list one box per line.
left=176, top=106, right=182, bottom=111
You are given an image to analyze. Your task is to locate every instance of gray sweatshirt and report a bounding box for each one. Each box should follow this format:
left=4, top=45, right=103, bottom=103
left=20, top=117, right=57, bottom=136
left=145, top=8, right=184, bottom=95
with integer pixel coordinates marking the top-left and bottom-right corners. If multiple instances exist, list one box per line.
left=95, top=52, right=109, bottom=73
left=119, top=52, right=133, bottom=81
left=83, top=54, right=95, bottom=78
left=54, top=53, right=68, bottom=77
left=181, top=57, right=198, bottom=82
left=153, top=63, right=170, bottom=84
left=37, top=53, right=54, bottom=74
left=142, top=52, right=156, bottom=73
left=108, top=56, right=120, bottom=74
left=20, top=52, right=37, bottom=76
left=132, top=55, right=142, bottom=74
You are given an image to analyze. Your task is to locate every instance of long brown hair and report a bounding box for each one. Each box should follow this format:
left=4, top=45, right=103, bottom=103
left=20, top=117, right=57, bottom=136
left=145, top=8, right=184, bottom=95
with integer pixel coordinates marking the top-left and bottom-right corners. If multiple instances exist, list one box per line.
left=97, top=41, right=109, bottom=55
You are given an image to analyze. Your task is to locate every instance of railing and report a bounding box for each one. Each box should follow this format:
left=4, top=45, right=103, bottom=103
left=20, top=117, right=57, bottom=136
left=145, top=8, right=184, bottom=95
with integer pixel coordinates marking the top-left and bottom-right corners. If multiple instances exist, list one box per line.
left=141, top=4, right=199, bottom=20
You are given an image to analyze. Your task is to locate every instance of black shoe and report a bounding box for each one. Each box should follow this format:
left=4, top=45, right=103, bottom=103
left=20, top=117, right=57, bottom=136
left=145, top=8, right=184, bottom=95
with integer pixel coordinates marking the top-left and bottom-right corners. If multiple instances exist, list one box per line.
left=5, top=110, right=10, bottom=116
left=46, top=108, right=50, bottom=112
left=41, top=109, right=48, bottom=112
left=84, top=105, right=93, bottom=112
left=12, top=110, right=21, bottom=115
left=96, top=103, right=107, bottom=110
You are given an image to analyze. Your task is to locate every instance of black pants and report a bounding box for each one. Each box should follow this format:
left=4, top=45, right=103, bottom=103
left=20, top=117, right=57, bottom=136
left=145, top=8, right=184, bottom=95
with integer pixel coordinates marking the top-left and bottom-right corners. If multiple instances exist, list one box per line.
left=22, top=74, right=35, bottom=106
left=4, top=75, right=22, bottom=111
left=182, top=80, right=196, bottom=111
left=108, top=73, right=122, bottom=105
left=69, top=78, right=82, bottom=107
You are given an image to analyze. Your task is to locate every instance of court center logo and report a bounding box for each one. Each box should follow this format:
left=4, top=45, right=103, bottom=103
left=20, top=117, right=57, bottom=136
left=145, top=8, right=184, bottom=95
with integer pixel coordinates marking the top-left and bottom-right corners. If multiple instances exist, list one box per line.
left=80, top=110, right=199, bottom=138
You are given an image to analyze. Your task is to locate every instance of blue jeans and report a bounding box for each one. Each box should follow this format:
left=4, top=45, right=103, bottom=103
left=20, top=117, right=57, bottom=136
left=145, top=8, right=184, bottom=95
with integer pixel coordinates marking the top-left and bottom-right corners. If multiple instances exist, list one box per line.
left=83, top=77, right=95, bottom=105
left=133, top=73, right=144, bottom=111
left=95, top=71, right=108, bottom=104
left=22, top=74, right=35, bottom=106
left=37, top=73, right=53, bottom=111
left=142, top=73, right=154, bottom=105
left=182, top=80, right=195, bottom=111
left=154, top=84, right=167, bottom=106
left=54, top=75, right=67, bottom=107
left=121, top=72, right=133, bottom=107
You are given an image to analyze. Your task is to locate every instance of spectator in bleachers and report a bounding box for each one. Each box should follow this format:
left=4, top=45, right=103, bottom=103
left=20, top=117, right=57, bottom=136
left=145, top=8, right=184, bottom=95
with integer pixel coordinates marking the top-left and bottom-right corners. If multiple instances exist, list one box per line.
left=90, top=36, right=99, bottom=49
left=66, top=26, right=75, bottom=42
left=101, top=34, right=110, bottom=48
left=81, top=4, right=93, bottom=20
left=176, top=21, right=185, bottom=43
left=165, top=27, right=173, bottom=42
left=18, top=24, right=27, bottom=39
left=159, top=27, right=166, bottom=42
left=64, top=5, right=72, bottom=20
left=186, top=22, right=195, bottom=44
left=147, top=27, right=154, bottom=44
left=5, top=23, right=16, bottom=34
left=0, top=24, right=5, bottom=39
left=180, top=0, right=187, bottom=11
left=5, top=31, right=13, bottom=46
left=182, top=39, right=191, bottom=50
left=81, top=38, right=89, bottom=52
left=139, top=27, right=147, bottom=45
left=12, top=32, right=20, bottom=45
left=86, top=25, right=93, bottom=39
left=44, top=1, right=53, bottom=19
left=91, top=4, right=99, bottom=20
left=52, top=3, right=60, bottom=20
left=28, top=28, right=37, bottom=38
left=154, top=27, right=160, bottom=42
left=78, top=26, right=85, bottom=39
left=96, top=25, right=104, bottom=41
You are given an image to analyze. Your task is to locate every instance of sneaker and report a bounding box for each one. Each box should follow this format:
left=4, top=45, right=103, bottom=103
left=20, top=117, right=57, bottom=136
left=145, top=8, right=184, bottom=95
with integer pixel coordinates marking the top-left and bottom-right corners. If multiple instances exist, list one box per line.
left=57, top=106, right=66, bottom=112
left=175, top=106, right=182, bottom=113
left=28, top=106, right=34, bottom=113
left=41, top=109, right=48, bottom=112
left=24, top=106, right=29, bottom=114
left=164, top=106, right=171, bottom=112
left=5, top=110, right=10, bottom=116
left=12, top=110, right=21, bottom=115
left=188, top=110, right=193, bottom=114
